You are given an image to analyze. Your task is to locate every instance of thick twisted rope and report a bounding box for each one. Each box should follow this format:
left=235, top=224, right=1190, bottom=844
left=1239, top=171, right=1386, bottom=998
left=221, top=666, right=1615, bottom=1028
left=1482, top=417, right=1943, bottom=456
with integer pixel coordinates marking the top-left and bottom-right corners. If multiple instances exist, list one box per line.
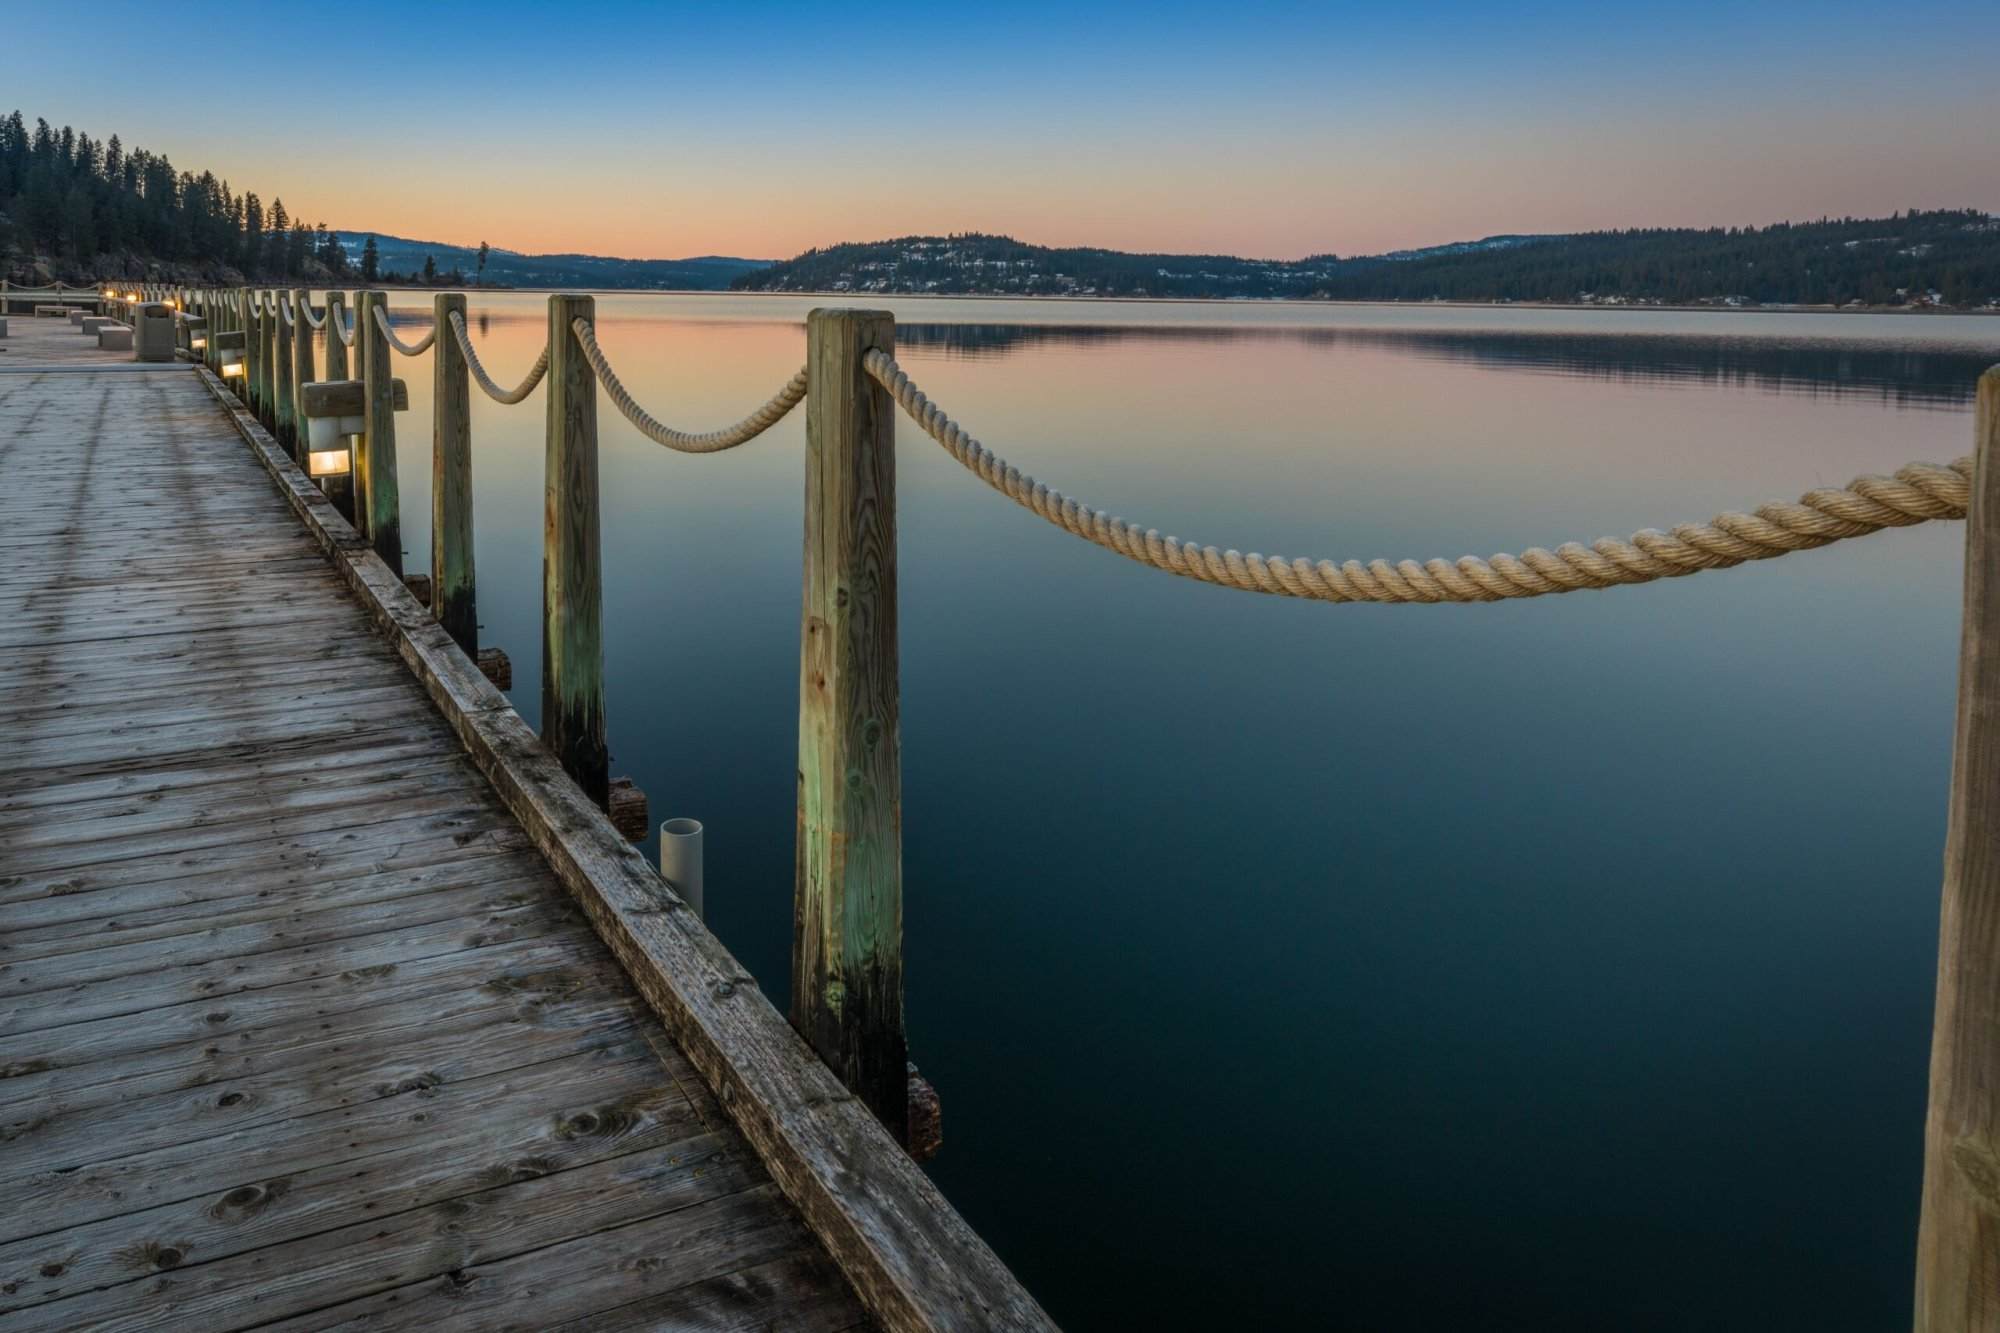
left=863, top=350, right=1972, bottom=604
left=570, top=318, right=807, bottom=454
left=447, top=310, right=548, bottom=404
left=331, top=305, right=357, bottom=347
left=295, top=297, right=325, bottom=331
left=279, top=293, right=295, bottom=328
left=373, top=303, right=438, bottom=356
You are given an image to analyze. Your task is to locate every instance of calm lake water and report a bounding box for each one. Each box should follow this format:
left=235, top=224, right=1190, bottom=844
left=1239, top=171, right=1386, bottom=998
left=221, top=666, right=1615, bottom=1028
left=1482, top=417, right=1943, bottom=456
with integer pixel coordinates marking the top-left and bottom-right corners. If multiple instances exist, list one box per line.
left=361, top=294, right=1999, bottom=1330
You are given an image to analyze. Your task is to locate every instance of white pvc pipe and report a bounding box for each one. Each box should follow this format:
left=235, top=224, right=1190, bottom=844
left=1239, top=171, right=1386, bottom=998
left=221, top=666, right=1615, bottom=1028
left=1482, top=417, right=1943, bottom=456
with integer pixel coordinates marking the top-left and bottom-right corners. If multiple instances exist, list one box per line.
left=660, top=818, right=704, bottom=920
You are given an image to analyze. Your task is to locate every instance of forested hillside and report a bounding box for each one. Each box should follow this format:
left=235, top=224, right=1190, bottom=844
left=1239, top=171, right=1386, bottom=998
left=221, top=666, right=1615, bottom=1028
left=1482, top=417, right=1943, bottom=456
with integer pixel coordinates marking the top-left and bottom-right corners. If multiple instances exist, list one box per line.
left=0, top=110, right=349, bottom=283
left=736, top=213, right=2000, bottom=308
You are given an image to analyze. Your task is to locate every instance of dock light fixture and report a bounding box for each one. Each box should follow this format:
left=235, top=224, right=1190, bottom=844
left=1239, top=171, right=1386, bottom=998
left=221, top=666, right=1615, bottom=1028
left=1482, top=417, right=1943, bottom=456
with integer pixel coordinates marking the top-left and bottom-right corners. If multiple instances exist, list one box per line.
left=219, top=344, right=245, bottom=376
left=191, top=337, right=206, bottom=350
left=307, top=446, right=352, bottom=479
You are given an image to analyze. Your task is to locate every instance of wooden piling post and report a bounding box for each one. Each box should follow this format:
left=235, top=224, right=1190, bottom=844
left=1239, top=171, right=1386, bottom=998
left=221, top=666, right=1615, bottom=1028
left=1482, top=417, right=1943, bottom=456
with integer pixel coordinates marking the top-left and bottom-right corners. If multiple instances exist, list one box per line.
left=433, top=292, right=478, bottom=655
left=238, top=287, right=258, bottom=412
left=1918, top=366, right=2000, bottom=1331
left=292, top=288, right=315, bottom=459
left=260, top=291, right=278, bottom=431
left=274, top=290, right=296, bottom=453
left=793, top=308, right=908, bottom=1144
left=355, top=290, right=403, bottom=573
left=541, top=294, right=608, bottom=804
left=324, top=291, right=350, bottom=381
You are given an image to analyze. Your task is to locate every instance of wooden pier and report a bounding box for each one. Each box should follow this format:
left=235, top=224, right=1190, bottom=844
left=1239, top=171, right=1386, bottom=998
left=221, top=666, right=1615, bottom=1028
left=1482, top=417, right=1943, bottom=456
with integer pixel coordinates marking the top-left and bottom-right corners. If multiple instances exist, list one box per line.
left=0, top=311, right=1044, bottom=1328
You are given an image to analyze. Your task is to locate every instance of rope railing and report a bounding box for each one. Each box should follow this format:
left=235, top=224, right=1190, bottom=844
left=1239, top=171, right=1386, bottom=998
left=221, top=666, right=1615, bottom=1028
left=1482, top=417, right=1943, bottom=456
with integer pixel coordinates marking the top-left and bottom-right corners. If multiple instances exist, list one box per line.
left=332, top=305, right=357, bottom=347
left=296, top=296, right=325, bottom=331
left=862, top=349, right=1973, bottom=604
left=571, top=318, right=807, bottom=454
left=447, top=310, right=547, bottom=404
left=374, top=304, right=438, bottom=356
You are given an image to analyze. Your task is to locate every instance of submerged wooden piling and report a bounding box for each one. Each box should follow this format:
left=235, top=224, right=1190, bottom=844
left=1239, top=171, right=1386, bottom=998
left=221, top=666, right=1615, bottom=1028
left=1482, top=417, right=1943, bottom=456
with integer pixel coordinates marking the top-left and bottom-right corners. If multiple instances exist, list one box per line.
left=433, top=292, right=478, bottom=655
left=793, top=308, right=908, bottom=1144
left=541, top=293, right=608, bottom=804
left=1918, top=366, right=2000, bottom=1331
left=355, top=289, right=402, bottom=573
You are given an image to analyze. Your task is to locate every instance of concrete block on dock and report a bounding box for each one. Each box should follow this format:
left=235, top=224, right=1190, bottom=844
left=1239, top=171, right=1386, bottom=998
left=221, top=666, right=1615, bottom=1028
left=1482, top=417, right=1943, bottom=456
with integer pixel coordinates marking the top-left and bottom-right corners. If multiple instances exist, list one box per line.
left=68, top=308, right=88, bottom=325
left=98, top=325, right=134, bottom=351
left=81, top=316, right=117, bottom=335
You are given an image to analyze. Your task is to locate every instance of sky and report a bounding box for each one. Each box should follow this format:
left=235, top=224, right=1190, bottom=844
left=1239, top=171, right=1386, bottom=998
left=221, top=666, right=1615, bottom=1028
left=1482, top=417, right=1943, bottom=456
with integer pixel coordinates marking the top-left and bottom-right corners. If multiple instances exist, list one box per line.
left=8, top=1, right=1996, bottom=262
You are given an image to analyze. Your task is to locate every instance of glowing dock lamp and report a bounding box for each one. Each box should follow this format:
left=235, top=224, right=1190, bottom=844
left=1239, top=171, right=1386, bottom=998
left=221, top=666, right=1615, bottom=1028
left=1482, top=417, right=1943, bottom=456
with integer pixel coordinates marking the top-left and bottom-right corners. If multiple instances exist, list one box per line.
left=308, top=441, right=353, bottom=480
left=219, top=346, right=245, bottom=377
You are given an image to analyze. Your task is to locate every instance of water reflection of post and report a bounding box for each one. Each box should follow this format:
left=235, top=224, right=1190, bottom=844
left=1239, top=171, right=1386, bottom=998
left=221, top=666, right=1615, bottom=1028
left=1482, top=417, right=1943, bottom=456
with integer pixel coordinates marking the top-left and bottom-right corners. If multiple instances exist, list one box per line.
left=1918, top=364, right=2000, bottom=1331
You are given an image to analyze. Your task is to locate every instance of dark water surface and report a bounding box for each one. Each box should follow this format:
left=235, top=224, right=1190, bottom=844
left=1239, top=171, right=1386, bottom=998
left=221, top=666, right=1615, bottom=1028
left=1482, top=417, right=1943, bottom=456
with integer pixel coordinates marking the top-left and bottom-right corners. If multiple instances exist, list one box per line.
left=365, top=295, right=2000, bottom=1330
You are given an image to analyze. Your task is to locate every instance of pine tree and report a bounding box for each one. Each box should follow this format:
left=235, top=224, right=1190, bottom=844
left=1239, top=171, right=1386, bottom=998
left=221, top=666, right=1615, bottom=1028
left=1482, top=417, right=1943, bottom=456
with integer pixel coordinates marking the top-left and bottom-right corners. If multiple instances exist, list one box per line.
left=361, top=234, right=380, bottom=282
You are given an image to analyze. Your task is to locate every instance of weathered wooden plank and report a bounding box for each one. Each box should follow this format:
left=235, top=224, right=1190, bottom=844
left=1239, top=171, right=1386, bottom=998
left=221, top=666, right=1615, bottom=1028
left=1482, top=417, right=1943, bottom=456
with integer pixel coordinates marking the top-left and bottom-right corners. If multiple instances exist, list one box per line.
left=0, top=805, right=525, bottom=907
left=0, top=1044, right=657, bottom=1243
left=0, top=828, right=531, bottom=955
left=0, top=874, right=549, bottom=998
left=242, top=1183, right=824, bottom=1333
left=0, top=937, right=609, bottom=1120
left=0, top=783, right=489, bottom=879
left=199, top=356, right=1044, bottom=1331
left=0, top=894, right=570, bottom=1035
left=0, top=946, right=632, bottom=1118
left=0, top=976, right=644, bottom=1185
left=0, top=1056, right=712, bottom=1314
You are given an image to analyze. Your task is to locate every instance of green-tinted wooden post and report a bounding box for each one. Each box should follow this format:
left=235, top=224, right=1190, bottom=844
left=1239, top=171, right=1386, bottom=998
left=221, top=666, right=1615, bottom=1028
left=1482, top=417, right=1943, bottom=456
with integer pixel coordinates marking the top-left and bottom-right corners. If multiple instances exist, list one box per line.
left=541, top=294, right=607, bottom=804
left=433, top=292, right=478, bottom=654
left=793, top=307, right=907, bottom=1143
left=355, top=289, right=402, bottom=572
left=292, top=288, right=315, bottom=459
left=1917, top=367, right=2000, bottom=1331
left=324, top=291, right=350, bottom=381
left=238, top=287, right=258, bottom=413
left=264, top=291, right=281, bottom=432
left=274, top=291, right=296, bottom=453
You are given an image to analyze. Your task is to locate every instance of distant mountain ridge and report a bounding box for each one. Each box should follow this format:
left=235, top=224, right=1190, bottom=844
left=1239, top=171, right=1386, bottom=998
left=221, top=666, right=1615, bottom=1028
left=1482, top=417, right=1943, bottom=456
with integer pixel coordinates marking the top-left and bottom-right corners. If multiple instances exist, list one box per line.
left=329, top=231, right=768, bottom=290
left=731, top=213, right=2000, bottom=308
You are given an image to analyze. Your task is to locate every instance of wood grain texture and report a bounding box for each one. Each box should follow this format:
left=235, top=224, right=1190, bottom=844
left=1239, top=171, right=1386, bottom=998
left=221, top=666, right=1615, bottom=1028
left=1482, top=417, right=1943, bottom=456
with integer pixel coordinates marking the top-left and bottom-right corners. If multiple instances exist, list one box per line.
left=432, top=291, right=478, bottom=654
left=0, top=358, right=877, bottom=1332
left=795, top=309, right=908, bottom=1142
left=198, top=343, right=1053, bottom=1329
left=290, top=287, right=313, bottom=462
left=273, top=288, right=296, bottom=453
left=541, top=293, right=608, bottom=803
left=1919, top=365, right=2000, bottom=1331
left=355, top=289, right=402, bottom=571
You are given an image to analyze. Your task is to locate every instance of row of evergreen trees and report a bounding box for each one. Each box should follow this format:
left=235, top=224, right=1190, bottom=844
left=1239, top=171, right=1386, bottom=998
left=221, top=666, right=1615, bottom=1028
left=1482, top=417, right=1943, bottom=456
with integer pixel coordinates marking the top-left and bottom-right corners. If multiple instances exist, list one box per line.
left=0, top=110, right=473, bottom=286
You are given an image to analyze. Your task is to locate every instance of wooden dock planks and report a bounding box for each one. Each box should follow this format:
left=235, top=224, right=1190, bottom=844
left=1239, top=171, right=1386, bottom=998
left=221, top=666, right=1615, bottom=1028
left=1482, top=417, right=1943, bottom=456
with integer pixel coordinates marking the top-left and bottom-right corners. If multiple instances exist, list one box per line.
left=0, top=364, right=872, bottom=1330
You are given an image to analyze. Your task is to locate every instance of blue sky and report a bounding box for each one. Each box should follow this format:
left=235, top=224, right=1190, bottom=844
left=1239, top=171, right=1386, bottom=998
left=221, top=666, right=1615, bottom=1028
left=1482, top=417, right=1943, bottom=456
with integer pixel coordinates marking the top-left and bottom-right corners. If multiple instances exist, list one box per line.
left=9, top=1, right=1994, bottom=259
